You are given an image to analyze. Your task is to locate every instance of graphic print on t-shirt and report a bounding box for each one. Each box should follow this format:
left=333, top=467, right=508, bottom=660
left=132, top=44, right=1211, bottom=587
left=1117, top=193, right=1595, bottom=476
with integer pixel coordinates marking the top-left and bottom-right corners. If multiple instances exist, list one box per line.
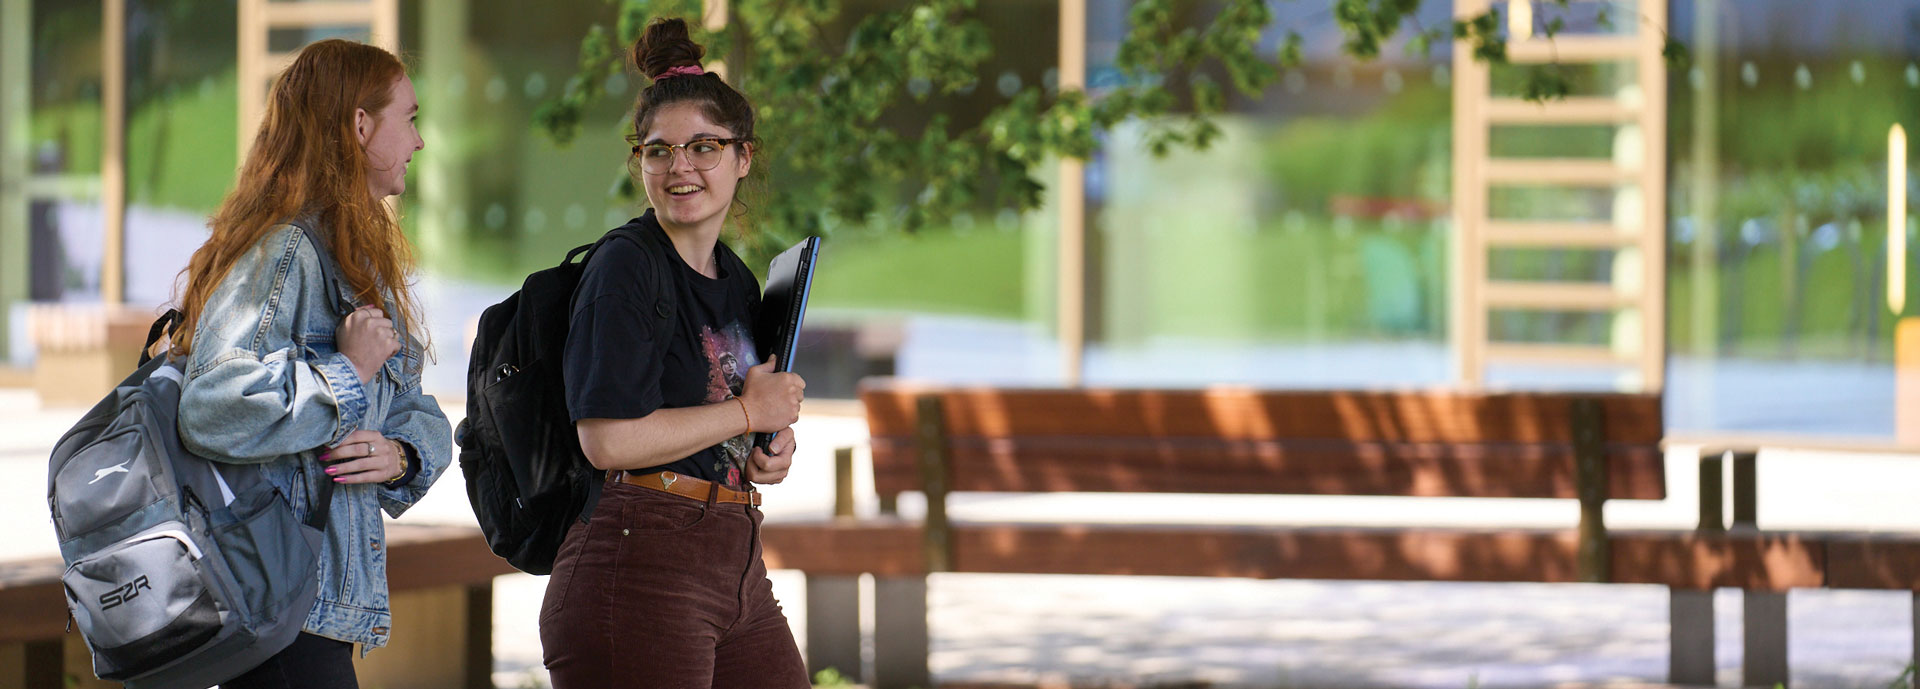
left=700, top=321, right=759, bottom=486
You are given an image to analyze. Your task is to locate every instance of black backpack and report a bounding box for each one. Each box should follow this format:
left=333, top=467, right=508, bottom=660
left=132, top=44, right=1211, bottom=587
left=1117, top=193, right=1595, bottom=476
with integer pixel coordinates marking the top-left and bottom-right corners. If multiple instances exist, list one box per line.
left=457, top=221, right=675, bottom=575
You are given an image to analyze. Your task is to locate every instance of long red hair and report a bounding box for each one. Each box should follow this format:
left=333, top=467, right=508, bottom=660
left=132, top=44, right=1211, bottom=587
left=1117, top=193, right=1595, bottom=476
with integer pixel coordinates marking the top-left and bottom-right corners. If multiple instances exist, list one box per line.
left=172, top=39, right=426, bottom=358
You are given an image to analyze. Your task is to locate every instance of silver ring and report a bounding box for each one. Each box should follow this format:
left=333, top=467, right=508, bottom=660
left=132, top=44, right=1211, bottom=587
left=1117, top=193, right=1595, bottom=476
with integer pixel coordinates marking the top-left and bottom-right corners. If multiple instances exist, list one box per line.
left=364, top=442, right=372, bottom=456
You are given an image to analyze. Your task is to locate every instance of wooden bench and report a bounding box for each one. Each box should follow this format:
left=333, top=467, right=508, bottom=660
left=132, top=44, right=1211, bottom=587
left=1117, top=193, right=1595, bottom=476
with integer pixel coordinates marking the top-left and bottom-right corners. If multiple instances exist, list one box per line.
left=0, top=524, right=514, bottom=689
left=760, top=382, right=1920, bottom=689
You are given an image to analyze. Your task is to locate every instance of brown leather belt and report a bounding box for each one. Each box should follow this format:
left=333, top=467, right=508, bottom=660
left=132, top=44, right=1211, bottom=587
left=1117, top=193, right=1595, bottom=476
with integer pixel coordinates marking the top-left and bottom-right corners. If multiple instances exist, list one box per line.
left=611, top=470, right=761, bottom=507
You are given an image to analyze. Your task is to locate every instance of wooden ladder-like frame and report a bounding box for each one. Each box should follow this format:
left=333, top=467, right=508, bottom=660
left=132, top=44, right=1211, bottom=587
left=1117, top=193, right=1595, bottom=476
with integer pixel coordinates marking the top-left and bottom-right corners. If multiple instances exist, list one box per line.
left=236, top=0, right=400, bottom=159
left=1452, top=0, right=1669, bottom=392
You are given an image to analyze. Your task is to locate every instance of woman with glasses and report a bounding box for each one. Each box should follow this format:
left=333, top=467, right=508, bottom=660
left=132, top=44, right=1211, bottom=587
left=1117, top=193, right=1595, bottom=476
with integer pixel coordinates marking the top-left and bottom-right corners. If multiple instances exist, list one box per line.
left=538, top=17, right=810, bottom=688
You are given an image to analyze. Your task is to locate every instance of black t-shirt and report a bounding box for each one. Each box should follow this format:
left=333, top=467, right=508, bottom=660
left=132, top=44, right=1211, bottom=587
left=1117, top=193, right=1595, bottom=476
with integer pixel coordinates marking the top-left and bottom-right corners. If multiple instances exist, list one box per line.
left=563, top=210, right=762, bottom=488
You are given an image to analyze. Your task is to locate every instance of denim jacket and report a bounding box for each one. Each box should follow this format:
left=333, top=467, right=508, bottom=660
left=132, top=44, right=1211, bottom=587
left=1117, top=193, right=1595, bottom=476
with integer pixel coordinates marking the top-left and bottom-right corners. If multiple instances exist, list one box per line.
left=177, top=221, right=451, bottom=650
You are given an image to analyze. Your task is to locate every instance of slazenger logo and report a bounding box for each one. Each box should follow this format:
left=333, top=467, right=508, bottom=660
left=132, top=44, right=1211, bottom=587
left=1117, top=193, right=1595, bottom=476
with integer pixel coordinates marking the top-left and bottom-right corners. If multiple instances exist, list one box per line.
left=88, top=460, right=133, bottom=485
left=98, top=575, right=152, bottom=610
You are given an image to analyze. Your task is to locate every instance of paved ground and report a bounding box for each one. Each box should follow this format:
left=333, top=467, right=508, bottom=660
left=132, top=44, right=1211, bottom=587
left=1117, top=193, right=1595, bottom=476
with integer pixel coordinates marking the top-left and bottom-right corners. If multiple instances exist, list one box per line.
left=4, top=388, right=1915, bottom=688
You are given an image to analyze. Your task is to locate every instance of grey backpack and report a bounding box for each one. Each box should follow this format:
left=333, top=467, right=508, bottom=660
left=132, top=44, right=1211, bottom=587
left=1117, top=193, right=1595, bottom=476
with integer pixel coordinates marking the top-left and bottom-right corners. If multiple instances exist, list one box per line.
left=48, top=220, right=349, bottom=688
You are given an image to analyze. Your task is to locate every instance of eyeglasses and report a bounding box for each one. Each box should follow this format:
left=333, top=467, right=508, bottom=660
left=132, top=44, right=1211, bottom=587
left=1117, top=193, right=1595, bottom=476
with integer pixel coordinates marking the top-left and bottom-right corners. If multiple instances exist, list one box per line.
left=630, top=138, right=745, bottom=175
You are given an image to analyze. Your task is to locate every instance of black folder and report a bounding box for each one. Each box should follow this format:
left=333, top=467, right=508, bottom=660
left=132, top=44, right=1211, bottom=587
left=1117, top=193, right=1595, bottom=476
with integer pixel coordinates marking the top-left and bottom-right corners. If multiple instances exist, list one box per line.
left=752, top=236, right=820, bottom=451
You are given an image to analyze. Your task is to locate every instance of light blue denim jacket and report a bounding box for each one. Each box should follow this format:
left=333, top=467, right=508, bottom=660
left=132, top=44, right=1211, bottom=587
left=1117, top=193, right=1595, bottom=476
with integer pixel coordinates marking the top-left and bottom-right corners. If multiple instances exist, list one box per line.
left=177, top=221, right=450, bottom=650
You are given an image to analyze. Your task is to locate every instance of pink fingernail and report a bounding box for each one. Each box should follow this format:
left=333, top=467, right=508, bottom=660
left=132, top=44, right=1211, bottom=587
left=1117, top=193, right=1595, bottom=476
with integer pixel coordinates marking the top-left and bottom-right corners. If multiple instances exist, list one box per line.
left=333, top=478, right=347, bottom=483
left=319, top=453, right=331, bottom=460
left=324, top=467, right=338, bottom=475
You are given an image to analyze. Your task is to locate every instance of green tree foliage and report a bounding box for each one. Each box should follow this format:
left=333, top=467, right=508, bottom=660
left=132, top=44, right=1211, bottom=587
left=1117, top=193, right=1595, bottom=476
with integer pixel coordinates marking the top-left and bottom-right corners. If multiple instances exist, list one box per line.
left=536, top=0, right=1685, bottom=253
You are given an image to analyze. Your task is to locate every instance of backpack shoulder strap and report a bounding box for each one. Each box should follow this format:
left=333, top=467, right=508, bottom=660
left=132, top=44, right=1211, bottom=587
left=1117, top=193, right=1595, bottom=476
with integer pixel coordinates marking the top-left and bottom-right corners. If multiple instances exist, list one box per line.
left=281, top=216, right=341, bottom=530
left=285, top=217, right=354, bottom=318
left=139, top=309, right=183, bottom=367
left=603, top=225, right=679, bottom=355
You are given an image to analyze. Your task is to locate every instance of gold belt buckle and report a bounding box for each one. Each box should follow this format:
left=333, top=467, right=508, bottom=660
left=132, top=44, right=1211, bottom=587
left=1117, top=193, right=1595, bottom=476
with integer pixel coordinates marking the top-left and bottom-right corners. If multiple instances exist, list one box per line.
left=660, top=472, right=677, bottom=490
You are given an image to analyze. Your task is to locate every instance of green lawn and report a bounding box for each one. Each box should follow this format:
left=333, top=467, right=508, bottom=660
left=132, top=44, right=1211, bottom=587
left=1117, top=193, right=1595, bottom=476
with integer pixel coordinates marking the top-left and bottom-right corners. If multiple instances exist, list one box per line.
left=808, top=226, right=1029, bottom=320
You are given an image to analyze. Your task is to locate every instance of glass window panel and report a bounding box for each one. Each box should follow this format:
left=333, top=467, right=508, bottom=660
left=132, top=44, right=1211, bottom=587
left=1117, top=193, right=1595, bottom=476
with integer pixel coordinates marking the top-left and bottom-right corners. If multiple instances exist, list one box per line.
left=1491, top=124, right=1618, bottom=159
left=1667, top=0, right=1920, bottom=437
left=1490, top=309, right=1615, bottom=345
left=1489, top=247, right=1618, bottom=282
left=1490, top=185, right=1624, bottom=222
left=1517, top=0, right=1642, bottom=37
left=1082, top=0, right=1454, bottom=388
left=27, top=0, right=106, bottom=304
left=267, top=27, right=372, bottom=52
left=1491, top=60, right=1638, bottom=99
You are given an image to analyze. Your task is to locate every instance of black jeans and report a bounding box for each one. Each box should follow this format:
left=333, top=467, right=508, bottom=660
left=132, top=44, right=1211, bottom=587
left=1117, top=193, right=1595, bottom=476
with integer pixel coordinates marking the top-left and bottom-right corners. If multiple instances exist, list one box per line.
left=221, top=633, right=359, bottom=689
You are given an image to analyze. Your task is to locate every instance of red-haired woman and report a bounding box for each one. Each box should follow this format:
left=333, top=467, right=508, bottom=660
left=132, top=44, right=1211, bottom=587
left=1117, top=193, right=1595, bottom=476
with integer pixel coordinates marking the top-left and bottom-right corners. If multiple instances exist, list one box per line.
left=172, top=39, right=449, bottom=688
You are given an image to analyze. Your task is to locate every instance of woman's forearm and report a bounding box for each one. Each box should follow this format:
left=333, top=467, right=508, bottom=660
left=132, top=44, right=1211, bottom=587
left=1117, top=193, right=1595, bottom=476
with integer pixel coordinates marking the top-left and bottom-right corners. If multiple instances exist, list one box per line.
left=575, top=400, right=750, bottom=472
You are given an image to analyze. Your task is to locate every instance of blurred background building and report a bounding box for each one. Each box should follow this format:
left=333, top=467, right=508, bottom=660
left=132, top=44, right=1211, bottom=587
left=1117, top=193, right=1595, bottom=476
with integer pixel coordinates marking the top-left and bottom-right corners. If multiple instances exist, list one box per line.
left=2, top=0, right=1916, bottom=440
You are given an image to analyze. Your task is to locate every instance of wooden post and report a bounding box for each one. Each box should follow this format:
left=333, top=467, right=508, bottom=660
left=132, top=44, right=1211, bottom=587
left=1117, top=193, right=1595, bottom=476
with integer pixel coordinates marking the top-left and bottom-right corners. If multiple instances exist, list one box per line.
left=0, top=640, right=61, bottom=689
left=872, top=576, right=929, bottom=689
left=1671, top=447, right=1723, bottom=686
left=62, top=634, right=114, bottom=689
left=1744, top=591, right=1788, bottom=688
left=915, top=395, right=951, bottom=573
left=1571, top=398, right=1609, bottom=583
left=0, top=0, right=27, bottom=357
left=1697, top=449, right=1725, bottom=532
left=102, top=0, right=126, bottom=305
left=1450, top=0, right=1490, bottom=388
left=1898, top=318, right=1920, bottom=446
left=1669, top=589, right=1716, bottom=686
left=804, top=575, right=862, bottom=682
left=873, top=395, right=947, bottom=689
left=1731, top=450, right=1757, bottom=529
left=1057, top=0, right=1086, bottom=386
left=236, top=0, right=262, bottom=158
left=464, top=584, right=491, bottom=689
left=834, top=446, right=855, bottom=519
left=1727, top=447, right=1785, bottom=687
left=355, top=584, right=493, bottom=689
left=370, top=0, right=399, bottom=50
left=701, top=1, right=728, bottom=81
left=807, top=446, right=863, bottom=681
left=1636, top=0, right=1670, bottom=392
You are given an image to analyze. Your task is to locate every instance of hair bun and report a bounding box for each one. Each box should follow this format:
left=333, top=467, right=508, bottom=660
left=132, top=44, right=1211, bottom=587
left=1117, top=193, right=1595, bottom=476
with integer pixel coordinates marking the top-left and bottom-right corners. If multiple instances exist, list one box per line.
left=634, top=18, right=706, bottom=81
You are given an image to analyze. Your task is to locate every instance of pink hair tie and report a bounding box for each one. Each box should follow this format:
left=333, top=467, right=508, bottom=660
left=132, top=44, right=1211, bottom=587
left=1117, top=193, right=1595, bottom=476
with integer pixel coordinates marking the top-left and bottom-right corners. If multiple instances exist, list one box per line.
left=653, top=65, right=705, bottom=81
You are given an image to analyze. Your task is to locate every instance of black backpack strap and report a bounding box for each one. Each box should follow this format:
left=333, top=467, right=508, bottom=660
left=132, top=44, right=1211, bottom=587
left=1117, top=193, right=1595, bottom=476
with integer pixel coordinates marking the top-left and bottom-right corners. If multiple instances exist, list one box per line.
left=304, top=474, right=335, bottom=531
left=138, top=309, right=183, bottom=367
left=284, top=216, right=347, bottom=531
left=600, top=224, right=678, bottom=333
